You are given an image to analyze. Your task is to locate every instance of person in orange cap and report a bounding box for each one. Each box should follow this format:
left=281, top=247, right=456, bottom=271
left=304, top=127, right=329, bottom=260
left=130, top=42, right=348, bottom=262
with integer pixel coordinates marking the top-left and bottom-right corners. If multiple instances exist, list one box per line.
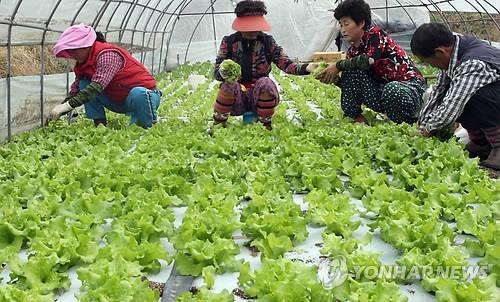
left=212, top=0, right=317, bottom=130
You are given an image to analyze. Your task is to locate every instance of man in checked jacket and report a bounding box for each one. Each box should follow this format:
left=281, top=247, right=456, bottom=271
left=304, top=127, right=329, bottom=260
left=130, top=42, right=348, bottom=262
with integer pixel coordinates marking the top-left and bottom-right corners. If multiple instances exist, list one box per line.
left=411, top=23, right=500, bottom=171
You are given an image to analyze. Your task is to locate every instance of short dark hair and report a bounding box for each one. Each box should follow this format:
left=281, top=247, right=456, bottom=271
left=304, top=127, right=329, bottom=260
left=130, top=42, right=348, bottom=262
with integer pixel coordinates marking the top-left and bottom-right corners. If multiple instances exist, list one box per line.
left=235, top=0, right=267, bottom=17
left=95, top=31, right=106, bottom=43
left=334, top=0, right=371, bottom=30
left=411, top=23, right=454, bottom=57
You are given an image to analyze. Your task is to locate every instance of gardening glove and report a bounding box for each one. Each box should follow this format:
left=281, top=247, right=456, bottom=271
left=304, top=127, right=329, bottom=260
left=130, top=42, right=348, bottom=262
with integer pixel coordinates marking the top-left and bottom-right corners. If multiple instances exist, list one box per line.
left=336, top=54, right=373, bottom=71
left=66, top=81, right=104, bottom=108
left=47, top=102, right=73, bottom=123
left=306, top=63, right=319, bottom=73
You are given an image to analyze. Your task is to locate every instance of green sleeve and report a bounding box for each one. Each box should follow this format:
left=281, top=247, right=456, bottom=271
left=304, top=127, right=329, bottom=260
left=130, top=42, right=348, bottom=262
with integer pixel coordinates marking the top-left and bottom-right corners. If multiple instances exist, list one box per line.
left=67, top=82, right=104, bottom=107
left=336, top=54, right=370, bottom=71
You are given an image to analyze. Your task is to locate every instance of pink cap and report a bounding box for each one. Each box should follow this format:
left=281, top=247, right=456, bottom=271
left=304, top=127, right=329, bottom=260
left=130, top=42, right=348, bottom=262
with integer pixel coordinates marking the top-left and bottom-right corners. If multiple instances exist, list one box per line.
left=53, top=23, right=97, bottom=58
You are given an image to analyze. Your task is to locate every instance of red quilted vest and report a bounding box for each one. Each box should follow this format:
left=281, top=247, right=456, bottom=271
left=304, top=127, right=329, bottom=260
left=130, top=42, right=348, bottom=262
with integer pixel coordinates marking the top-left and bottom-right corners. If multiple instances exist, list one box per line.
left=73, top=41, right=156, bottom=103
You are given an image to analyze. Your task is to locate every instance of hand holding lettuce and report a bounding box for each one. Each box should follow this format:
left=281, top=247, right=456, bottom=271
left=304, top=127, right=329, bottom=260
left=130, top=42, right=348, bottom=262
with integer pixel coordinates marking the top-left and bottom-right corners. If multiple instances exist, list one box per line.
left=219, top=59, right=241, bottom=83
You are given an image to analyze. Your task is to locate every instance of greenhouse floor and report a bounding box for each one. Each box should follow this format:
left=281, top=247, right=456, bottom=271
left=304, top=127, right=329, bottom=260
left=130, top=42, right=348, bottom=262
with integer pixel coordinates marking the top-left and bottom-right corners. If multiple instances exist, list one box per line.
left=157, top=193, right=440, bottom=302
left=39, top=189, right=486, bottom=301
left=13, top=192, right=454, bottom=301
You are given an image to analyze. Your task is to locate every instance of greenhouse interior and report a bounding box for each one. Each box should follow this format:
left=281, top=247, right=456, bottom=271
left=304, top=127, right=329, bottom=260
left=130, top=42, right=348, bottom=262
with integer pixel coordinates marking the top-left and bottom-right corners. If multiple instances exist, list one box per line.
left=1, top=0, right=499, bottom=301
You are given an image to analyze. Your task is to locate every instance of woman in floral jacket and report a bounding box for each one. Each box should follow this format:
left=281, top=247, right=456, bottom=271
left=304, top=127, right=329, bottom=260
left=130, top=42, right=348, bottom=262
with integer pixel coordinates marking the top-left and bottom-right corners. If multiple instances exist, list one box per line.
left=319, top=0, right=425, bottom=124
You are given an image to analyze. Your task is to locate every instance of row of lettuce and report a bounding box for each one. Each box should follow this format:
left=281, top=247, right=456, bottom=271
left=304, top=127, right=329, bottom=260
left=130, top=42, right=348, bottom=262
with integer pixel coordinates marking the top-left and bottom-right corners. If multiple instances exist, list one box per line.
left=0, top=62, right=498, bottom=301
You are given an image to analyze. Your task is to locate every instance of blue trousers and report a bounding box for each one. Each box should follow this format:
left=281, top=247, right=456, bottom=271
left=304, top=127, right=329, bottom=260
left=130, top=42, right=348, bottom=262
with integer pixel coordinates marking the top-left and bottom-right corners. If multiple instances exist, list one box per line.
left=80, top=78, right=161, bottom=128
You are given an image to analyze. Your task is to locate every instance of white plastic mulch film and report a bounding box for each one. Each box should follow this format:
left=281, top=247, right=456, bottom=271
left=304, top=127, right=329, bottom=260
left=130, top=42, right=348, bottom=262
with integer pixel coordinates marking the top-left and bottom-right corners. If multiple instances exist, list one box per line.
left=1, top=0, right=499, bottom=141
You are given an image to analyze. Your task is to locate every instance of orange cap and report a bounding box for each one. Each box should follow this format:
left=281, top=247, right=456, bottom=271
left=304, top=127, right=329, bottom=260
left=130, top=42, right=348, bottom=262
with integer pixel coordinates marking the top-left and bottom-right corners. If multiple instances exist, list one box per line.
left=232, top=15, right=271, bottom=32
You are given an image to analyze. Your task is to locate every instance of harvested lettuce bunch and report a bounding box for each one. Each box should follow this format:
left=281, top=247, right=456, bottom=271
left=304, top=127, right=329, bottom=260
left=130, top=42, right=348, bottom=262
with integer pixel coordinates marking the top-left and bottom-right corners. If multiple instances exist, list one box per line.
left=312, top=62, right=330, bottom=78
left=220, top=59, right=241, bottom=83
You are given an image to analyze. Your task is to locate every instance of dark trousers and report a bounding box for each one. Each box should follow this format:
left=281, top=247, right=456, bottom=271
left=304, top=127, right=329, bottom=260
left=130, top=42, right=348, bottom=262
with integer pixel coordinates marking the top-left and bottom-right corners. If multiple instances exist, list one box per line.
left=339, top=70, right=425, bottom=124
left=457, top=81, right=500, bottom=129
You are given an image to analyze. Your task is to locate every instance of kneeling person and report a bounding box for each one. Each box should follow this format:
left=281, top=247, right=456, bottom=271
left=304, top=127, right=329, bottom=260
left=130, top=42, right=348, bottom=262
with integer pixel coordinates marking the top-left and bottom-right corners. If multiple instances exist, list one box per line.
left=213, top=0, right=316, bottom=130
left=412, top=23, right=500, bottom=170
left=319, top=0, right=425, bottom=124
left=49, top=23, right=161, bottom=128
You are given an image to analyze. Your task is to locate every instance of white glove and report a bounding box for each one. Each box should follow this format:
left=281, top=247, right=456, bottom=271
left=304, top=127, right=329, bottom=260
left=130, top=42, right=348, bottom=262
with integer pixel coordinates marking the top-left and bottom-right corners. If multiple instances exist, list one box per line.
left=47, top=102, right=73, bottom=123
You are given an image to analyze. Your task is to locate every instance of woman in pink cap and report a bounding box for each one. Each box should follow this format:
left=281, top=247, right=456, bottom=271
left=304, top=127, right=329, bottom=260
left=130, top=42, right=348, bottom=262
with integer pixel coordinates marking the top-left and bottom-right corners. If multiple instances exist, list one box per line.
left=213, top=0, right=316, bottom=130
left=48, top=23, right=161, bottom=128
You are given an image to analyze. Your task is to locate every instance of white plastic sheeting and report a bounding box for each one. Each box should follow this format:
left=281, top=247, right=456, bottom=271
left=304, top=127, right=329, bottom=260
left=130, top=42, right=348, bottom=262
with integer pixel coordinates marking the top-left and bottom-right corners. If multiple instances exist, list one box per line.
left=425, top=0, right=500, bottom=13
left=1, top=0, right=431, bottom=66
left=0, top=0, right=170, bottom=45
left=0, top=73, right=75, bottom=141
left=164, top=0, right=431, bottom=68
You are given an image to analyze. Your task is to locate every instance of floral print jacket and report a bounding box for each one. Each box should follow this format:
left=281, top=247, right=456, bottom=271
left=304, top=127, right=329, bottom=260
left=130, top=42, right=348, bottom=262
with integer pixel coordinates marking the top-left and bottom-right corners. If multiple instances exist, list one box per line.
left=346, top=26, right=424, bottom=83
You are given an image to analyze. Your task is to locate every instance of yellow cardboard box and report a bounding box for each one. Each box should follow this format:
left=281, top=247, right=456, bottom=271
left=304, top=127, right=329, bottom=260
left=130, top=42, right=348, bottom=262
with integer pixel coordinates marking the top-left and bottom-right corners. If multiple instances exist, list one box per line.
left=312, top=52, right=346, bottom=62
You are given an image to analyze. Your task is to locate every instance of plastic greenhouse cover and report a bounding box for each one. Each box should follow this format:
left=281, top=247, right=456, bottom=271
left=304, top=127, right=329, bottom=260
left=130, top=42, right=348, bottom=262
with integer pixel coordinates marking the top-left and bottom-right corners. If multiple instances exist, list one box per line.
left=0, top=73, right=76, bottom=141
left=423, top=0, right=499, bottom=13
left=163, top=0, right=430, bottom=66
left=1, top=0, right=496, bottom=48
left=0, top=0, right=170, bottom=45
left=1, top=1, right=429, bottom=58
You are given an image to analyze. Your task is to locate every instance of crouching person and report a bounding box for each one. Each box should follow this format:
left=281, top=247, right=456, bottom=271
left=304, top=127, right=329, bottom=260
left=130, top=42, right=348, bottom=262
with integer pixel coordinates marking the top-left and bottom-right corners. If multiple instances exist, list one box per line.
left=212, top=0, right=316, bottom=130
left=318, top=0, right=425, bottom=124
left=412, top=23, right=500, bottom=170
left=48, top=23, right=161, bottom=128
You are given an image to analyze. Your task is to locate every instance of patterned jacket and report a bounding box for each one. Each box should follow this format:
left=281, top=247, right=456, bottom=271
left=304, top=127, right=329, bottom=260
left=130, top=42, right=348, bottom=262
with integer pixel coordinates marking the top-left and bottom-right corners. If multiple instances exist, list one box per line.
left=418, top=35, right=500, bottom=133
left=346, top=26, right=423, bottom=83
left=214, top=32, right=309, bottom=83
